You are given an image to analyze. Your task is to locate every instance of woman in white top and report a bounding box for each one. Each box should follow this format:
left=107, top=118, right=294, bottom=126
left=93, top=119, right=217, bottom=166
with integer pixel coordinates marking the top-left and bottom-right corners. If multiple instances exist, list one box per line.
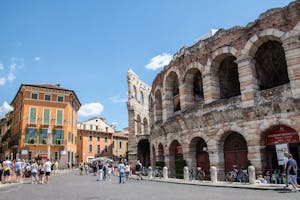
left=31, top=160, right=38, bottom=184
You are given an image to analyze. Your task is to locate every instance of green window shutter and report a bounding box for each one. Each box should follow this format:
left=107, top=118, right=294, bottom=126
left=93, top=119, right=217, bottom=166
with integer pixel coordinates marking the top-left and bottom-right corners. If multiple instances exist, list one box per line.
left=29, top=108, right=37, bottom=124
left=56, top=110, right=63, bottom=125
left=43, top=108, right=50, bottom=124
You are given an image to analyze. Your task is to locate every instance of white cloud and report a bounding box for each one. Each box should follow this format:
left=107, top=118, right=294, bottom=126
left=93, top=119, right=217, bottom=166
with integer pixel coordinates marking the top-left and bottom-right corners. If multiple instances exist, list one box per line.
left=78, top=102, right=104, bottom=117
left=145, top=53, right=173, bottom=70
left=0, top=64, right=4, bottom=71
left=0, top=77, right=6, bottom=86
left=109, top=95, right=127, bottom=103
left=34, top=57, right=41, bottom=61
left=0, top=101, right=14, bottom=118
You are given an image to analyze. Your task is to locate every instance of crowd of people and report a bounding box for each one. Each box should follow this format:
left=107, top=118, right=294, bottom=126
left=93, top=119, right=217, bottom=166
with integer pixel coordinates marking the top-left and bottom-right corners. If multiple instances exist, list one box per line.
left=0, top=157, right=57, bottom=184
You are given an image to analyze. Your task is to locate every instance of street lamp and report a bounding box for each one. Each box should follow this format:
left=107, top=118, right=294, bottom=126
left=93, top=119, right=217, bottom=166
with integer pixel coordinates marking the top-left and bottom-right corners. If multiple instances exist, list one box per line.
left=47, top=126, right=53, bottom=160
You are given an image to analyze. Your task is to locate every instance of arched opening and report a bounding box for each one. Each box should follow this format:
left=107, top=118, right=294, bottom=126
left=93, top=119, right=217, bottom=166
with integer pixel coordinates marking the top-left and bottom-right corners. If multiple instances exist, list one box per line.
left=184, top=68, right=204, bottom=106
left=158, top=143, right=165, bottom=164
left=137, top=139, right=150, bottom=167
left=133, top=85, right=137, bottom=100
left=169, top=140, right=184, bottom=178
left=263, top=125, right=300, bottom=173
left=165, top=72, right=181, bottom=115
left=190, top=137, right=210, bottom=179
left=223, top=132, right=248, bottom=172
left=152, top=145, right=156, bottom=167
left=254, top=40, right=289, bottom=90
left=140, top=91, right=144, bottom=104
left=143, top=118, right=148, bottom=135
left=136, top=115, right=142, bottom=135
left=154, top=90, right=163, bottom=122
left=218, top=56, right=241, bottom=99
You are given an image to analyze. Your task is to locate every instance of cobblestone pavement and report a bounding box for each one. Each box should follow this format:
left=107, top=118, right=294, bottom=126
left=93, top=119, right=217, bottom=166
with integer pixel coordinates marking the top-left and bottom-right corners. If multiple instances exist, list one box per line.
left=0, top=172, right=298, bottom=200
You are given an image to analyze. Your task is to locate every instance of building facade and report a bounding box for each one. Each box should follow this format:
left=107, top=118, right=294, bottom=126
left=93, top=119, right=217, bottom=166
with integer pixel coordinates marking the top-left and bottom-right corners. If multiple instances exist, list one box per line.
left=0, top=112, right=13, bottom=160
left=128, top=1, right=300, bottom=179
left=77, top=117, right=114, bottom=162
left=127, top=69, right=151, bottom=167
left=10, top=84, right=81, bottom=168
left=113, top=128, right=129, bottom=160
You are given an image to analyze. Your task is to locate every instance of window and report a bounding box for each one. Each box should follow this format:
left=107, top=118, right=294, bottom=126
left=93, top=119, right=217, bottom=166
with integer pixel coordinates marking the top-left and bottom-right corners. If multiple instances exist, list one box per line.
left=89, top=135, right=92, bottom=141
left=57, top=96, right=64, bottom=102
left=56, top=109, right=63, bottom=126
left=25, top=128, right=38, bottom=144
left=54, top=152, right=59, bottom=161
left=71, top=133, right=74, bottom=144
left=105, top=137, right=108, bottom=143
left=68, top=132, right=71, bottom=142
left=45, top=94, right=51, bottom=101
left=79, top=136, right=82, bottom=140
left=97, top=136, right=100, bottom=141
left=106, top=127, right=108, bottom=132
left=119, top=141, right=122, bottom=148
left=40, top=128, right=48, bottom=144
left=53, top=129, right=64, bottom=145
left=105, top=145, right=108, bottom=153
left=31, top=93, right=38, bottom=99
left=43, top=108, right=50, bottom=125
left=83, top=124, right=86, bottom=130
left=29, top=107, right=37, bottom=124
left=96, top=126, right=98, bottom=131
left=75, top=136, right=77, bottom=145
left=90, top=125, right=93, bottom=130
left=89, top=144, right=93, bottom=152
left=97, top=145, right=100, bottom=154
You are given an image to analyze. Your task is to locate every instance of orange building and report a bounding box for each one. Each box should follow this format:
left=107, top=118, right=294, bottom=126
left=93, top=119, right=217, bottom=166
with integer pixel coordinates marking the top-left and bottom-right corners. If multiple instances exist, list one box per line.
left=10, top=84, right=81, bottom=168
left=77, top=117, right=114, bottom=162
left=113, top=128, right=128, bottom=160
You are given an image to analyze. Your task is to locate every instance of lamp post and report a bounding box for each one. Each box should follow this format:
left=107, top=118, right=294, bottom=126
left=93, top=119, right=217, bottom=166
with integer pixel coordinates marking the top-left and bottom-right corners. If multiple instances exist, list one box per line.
left=47, top=127, right=52, bottom=160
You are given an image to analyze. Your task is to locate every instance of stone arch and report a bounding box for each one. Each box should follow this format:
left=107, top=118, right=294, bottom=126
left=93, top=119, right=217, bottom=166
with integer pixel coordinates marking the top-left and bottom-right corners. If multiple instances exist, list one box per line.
left=137, top=139, right=150, bottom=167
left=157, top=143, right=165, bottom=163
left=221, top=131, right=248, bottom=172
left=183, top=66, right=204, bottom=107
left=143, top=117, right=148, bottom=135
left=260, top=124, right=300, bottom=171
left=163, top=70, right=181, bottom=119
left=169, top=139, right=183, bottom=178
left=210, top=50, right=240, bottom=99
left=189, top=137, right=210, bottom=178
left=242, top=29, right=289, bottom=90
left=136, top=114, right=142, bottom=135
left=154, top=89, right=163, bottom=122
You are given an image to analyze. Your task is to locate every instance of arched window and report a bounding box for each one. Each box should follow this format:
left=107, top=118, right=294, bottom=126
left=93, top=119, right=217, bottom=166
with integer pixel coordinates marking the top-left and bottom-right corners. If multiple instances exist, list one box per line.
left=140, top=91, right=144, bottom=104
left=165, top=72, right=180, bottom=114
left=154, top=90, right=163, bottom=122
left=143, top=118, right=148, bottom=135
left=254, top=41, right=289, bottom=90
left=136, top=115, right=141, bottom=134
left=133, top=85, right=137, bottom=100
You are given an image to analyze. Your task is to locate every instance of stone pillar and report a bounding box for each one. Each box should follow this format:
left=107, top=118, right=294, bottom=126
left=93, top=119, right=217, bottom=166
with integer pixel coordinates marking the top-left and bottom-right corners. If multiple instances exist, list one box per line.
left=283, top=33, right=300, bottom=98
left=163, top=166, right=168, bottom=179
left=236, top=55, right=258, bottom=107
left=210, top=166, right=217, bottom=183
left=203, top=71, right=219, bottom=104
left=183, top=166, right=189, bottom=181
left=248, top=165, right=256, bottom=184
left=148, top=166, right=153, bottom=179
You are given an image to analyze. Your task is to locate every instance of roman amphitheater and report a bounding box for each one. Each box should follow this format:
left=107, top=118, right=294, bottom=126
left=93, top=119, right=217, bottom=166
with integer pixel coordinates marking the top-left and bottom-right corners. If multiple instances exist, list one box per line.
left=127, top=1, right=300, bottom=179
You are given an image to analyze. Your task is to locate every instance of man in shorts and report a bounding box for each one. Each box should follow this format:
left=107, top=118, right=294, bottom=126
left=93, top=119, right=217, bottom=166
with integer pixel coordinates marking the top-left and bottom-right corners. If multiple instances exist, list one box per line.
left=44, top=159, right=52, bottom=183
left=3, top=157, right=11, bottom=184
left=287, top=153, right=298, bottom=192
left=15, top=159, right=23, bottom=183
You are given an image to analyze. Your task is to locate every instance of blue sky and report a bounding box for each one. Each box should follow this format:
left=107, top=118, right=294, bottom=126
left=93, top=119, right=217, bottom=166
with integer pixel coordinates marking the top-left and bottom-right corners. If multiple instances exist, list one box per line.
left=0, top=0, right=294, bottom=130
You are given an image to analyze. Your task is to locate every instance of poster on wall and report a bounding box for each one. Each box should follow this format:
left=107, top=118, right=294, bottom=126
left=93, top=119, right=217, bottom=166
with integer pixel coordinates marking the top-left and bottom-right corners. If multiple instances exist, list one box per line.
left=275, top=143, right=288, bottom=165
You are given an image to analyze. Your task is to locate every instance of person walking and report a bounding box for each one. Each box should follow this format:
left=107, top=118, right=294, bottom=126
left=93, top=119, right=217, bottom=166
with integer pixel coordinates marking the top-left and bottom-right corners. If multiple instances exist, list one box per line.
left=38, top=161, right=45, bottom=184
left=97, top=161, right=103, bottom=181
left=283, top=151, right=289, bottom=189
left=79, top=161, right=84, bottom=176
left=15, top=159, right=23, bottom=183
left=44, top=159, right=52, bottom=184
left=3, top=157, right=12, bottom=184
left=118, top=161, right=126, bottom=184
left=30, top=160, right=38, bottom=184
left=286, top=153, right=298, bottom=192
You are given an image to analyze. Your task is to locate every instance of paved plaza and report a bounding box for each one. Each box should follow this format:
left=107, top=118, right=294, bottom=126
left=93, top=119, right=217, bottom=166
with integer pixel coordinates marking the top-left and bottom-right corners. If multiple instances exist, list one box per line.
left=0, top=172, right=298, bottom=200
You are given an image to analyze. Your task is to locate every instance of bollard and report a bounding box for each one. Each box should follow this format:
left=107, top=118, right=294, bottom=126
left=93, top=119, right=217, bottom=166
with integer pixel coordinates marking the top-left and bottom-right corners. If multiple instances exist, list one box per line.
left=210, top=166, right=217, bottom=183
left=148, top=166, right=153, bottom=179
left=183, top=166, right=189, bottom=181
left=248, top=165, right=255, bottom=184
left=163, top=166, right=168, bottom=179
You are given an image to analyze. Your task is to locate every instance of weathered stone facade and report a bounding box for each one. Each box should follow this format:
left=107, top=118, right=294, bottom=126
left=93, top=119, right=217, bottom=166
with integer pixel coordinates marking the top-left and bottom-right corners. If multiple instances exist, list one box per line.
left=148, top=1, right=300, bottom=179
left=127, top=69, right=151, bottom=166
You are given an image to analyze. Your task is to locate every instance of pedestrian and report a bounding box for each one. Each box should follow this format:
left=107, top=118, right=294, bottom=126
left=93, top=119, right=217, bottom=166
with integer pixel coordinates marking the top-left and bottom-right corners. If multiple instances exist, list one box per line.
left=283, top=151, right=289, bottom=189
left=107, top=162, right=112, bottom=182
left=125, top=163, right=130, bottom=181
left=118, top=161, right=125, bottom=184
left=3, top=157, right=12, bottom=184
left=53, top=160, right=59, bottom=174
left=286, top=153, right=298, bottom=192
left=84, top=162, right=89, bottom=175
left=31, top=160, right=38, bottom=184
left=97, top=161, right=103, bottom=181
left=135, top=160, right=142, bottom=180
left=38, top=161, right=45, bottom=184
left=79, top=160, right=84, bottom=175
left=44, top=159, right=52, bottom=184
left=15, top=158, right=23, bottom=183
left=103, top=163, right=107, bottom=181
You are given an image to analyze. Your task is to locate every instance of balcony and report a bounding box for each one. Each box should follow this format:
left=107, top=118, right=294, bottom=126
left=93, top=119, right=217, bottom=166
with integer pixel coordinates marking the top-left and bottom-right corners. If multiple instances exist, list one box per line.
left=26, top=138, right=37, bottom=144
left=54, top=139, right=64, bottom=145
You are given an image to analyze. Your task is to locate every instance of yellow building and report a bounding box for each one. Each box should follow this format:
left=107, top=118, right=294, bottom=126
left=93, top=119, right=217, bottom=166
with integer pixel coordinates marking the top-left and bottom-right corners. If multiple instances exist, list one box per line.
left=113, top=128, right=128, bottom=160
left=10, top=84, right=81, bottom=168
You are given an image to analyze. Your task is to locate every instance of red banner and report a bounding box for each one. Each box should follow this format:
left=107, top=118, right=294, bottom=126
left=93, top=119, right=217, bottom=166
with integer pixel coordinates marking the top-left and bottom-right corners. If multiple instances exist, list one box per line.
left=266, top=126, right=299, bottom=145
